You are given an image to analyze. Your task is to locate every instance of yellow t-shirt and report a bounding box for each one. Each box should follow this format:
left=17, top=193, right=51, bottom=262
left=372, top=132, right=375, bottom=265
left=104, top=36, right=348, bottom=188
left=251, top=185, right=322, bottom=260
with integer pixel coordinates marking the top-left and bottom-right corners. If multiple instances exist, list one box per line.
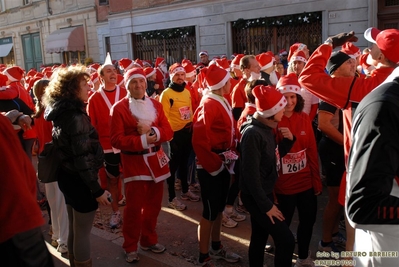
left=160, top=88, right=192, bottom=132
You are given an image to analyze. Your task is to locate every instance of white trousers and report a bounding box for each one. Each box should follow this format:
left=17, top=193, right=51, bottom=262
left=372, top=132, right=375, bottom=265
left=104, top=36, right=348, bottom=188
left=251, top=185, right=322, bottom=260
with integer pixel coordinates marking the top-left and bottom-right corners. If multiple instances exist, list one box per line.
left=354, top=227, right=399, bottom=267
left=45, top=182, right=69, bottom=244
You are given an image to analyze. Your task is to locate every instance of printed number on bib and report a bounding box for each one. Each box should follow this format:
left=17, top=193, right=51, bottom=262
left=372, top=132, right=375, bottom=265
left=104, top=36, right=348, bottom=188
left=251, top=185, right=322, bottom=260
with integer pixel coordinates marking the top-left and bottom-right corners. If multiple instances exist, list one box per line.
left=282, top=149, right=307, bottom=174
left=179, top=106, right=191, bottom=120
left=157, top=149, right=170, bottom=168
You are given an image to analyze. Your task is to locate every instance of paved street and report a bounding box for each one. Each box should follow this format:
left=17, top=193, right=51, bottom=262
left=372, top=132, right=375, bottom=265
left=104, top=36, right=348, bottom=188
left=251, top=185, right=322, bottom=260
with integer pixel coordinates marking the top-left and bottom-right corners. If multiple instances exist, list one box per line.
left=41, top=176, right=334, bottom=267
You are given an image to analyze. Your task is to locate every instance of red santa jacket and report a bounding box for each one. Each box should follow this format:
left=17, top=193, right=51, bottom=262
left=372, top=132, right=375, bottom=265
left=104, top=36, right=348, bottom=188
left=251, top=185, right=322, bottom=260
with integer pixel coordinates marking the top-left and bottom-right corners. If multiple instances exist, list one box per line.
left=275, top=112, right=322, bottom=195
left=155, top=68, right=168, bottom=92
left=0, top=115, right=44, bottom=243
left=231, top=78, right=247, bottom=109
left=192, top=94, right=234, bottom=176
left=87, top=85, right=127, bottom=152
left=110, top=97, right=173, bottom=183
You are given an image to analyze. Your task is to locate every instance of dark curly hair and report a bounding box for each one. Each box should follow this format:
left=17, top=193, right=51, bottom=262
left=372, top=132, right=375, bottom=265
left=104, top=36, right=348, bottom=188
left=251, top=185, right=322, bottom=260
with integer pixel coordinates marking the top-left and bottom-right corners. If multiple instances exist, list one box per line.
left=43, top=65, right=89, bottom=107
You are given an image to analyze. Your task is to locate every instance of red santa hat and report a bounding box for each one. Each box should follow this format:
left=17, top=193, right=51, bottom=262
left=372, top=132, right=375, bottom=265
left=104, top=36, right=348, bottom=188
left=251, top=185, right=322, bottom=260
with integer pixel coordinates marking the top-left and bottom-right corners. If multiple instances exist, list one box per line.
left=181, top=60, right=196, bottom=78
left=88, top=63, right=100, bottom=72
left=199, top=51, right=208, bottom=57
left=90, top=72, right=99, bottom=84
left=279, top=49, right=288, bottom=56
left=143, top=60, right=152, bottom=68
left=169, top=63, right=186, bottom=78
left=204, top=64, right=230, bottom=91
left=117, top=74, right=124, bottom=87
left=341, top=42, right=361, bottom=58
left=133, top=58, right=143, bottom=68
left=230, top=54, right=244, bottom=70
left=256, top=53, right=275, bottom=71
left=215, top=58, right=231, bottom=71
left=288, top=43, right=307, bottom=62
left=143, top=67, right=156, bottom=78
left=119, top=58, right=135, bottom=71
left=289, top=50, right=307, bottom=64
left=43, top=69, right=53, bottom=79
left=155, top=57, right=165, bottom=68
left=3, top=66, right=24, bottom=82
left=276, top=73, right=301, bottom=95
left=124, top=67, right=147, bottom=88
left=26, top=68, right=37, bottom=78
left=27, top=73, right=44, bottom=91
left=374, top=29, right=399, bottom=64
left=253, top=85, right=287, bottom=118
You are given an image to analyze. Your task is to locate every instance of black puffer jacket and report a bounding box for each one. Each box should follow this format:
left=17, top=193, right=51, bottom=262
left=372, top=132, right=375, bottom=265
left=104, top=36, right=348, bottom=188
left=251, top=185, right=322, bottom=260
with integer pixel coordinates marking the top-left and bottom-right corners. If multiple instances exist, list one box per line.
left=45, top=98, right=104, bottom=198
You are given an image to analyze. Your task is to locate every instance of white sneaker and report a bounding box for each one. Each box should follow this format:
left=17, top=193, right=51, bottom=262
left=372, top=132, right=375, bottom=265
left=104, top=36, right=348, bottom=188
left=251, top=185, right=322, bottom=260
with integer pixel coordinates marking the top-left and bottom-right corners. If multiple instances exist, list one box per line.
left=189, top=183, right=201, bottom=192
left=57, top=243, right=68, bottom=254
left=181, top=190, right=200, bottom=202
left=294, top=251, right=315, bottom=267
left=168, top=197, right=187, bottom=211
left=110, top=210, right=122, bottom=229
left=222, top=212, right=238, bottom=228
left=225, top=210, right=246, bottom=222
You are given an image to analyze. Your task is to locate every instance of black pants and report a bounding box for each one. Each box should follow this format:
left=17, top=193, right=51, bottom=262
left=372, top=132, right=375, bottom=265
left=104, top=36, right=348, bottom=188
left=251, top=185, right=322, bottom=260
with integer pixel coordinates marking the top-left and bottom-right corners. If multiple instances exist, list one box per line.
left=276, top=188, right=317, bottom=259
left=0, top=227, right=54, bottom=267
left=166, top=128, right=192, bottom=201
left=241, top=193, right=295, bottom=267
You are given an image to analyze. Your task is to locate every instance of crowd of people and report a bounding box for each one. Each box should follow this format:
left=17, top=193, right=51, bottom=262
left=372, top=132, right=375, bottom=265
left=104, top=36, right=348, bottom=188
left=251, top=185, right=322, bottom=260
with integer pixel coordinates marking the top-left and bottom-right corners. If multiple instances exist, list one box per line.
left=1, top=26, right=398, bottom=267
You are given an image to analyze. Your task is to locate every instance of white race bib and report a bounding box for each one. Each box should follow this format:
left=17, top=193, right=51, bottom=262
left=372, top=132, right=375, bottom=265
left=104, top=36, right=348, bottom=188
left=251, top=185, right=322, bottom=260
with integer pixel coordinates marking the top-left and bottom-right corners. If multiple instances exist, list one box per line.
left=281, top=149, right=307, bottom=174
left=178, top=106, right=191, bottom=120
left=157, top=149, right=170, bottom=168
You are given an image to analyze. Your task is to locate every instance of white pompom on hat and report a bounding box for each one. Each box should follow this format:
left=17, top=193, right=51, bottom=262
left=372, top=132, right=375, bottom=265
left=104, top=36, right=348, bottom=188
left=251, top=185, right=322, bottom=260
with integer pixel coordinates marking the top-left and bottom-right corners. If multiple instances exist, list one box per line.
left=253, top=85, right=287, bottom=118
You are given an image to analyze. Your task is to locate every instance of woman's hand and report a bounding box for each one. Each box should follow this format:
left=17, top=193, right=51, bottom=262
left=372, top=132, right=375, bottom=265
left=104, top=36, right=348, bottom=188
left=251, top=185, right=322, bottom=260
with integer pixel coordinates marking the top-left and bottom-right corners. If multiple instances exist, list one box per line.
left=266, top=204, right=285, bottom=224
left=96, top=190, right=111, bottom=205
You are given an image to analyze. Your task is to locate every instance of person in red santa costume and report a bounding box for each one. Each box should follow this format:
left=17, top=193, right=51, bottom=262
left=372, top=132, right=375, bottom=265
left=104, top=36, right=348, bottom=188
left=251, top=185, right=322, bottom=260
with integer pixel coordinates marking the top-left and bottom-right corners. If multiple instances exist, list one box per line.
left=87, top=53, right=127, bottom=229
left=109, top=67, right=174, bottom=264
left=192, top=64, right=241, bottom=266
left=154, top=57, right=169, bottom=93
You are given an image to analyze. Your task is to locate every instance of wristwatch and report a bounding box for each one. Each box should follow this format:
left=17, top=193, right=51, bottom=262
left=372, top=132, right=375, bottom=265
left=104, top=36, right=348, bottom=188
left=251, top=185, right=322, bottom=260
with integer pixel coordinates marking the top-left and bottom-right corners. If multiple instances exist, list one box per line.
left=150, top=128, right=156, bottom=136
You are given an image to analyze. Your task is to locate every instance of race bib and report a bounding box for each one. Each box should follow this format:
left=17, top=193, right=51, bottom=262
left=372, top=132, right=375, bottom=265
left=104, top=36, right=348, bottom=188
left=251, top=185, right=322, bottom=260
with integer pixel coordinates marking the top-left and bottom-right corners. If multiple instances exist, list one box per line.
left=281, top=149, right=307, bottom=174
left=178, top=106, right=191, bottom=120
left=157, top=149, right=170, bottom=168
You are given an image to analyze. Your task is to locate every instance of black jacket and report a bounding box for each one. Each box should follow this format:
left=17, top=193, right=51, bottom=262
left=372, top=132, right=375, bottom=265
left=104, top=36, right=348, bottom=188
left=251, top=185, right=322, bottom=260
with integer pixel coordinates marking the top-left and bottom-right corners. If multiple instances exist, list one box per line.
left=45, top=98, right=104, bottom=198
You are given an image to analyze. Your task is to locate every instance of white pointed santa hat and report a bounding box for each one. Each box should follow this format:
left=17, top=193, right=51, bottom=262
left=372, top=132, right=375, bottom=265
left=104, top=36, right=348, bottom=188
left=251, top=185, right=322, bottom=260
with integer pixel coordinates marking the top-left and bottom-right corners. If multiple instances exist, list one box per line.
left=204, top=64, right=230, bottom=90
left=102, top=52, right=113, bottom=67
left=253, top=85, right=287, bottom=118
left=124, top=67, right=147, bottom=88
left=4, top=66, right=24, bottom=82
left=276, top=73, right=302, bottom=95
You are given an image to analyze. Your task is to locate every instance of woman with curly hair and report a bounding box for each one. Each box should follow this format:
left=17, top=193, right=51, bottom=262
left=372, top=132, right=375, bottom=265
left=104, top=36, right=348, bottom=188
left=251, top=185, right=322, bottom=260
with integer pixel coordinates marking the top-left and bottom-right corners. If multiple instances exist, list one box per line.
left=43, top=65, right=110, bottom=267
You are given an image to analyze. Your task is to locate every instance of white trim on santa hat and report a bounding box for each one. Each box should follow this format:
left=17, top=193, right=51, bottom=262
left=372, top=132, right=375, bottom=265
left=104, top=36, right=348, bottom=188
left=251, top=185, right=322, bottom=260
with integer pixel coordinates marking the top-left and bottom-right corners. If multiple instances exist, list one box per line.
left=290, top=55, right=307, bottom=64
left=145, top=68, right=156, bottom=78
left=208, top=71, right=230, bottom=91
left=125, top=73, right=146, bottom=88
left=124, top=61, right=135, bottom=71
left=170, top=66, right=185, bottom=78
left=260, top=58, right=275, bottom=71
left=348, top=50, right=361, bottom=59
left=257, top=96, right=287, bottom=118
left=4, top=72, right=18, bottom=82
left=186, top=70, right=196, bottom=78
left=277, top=84, right=302, bottom=95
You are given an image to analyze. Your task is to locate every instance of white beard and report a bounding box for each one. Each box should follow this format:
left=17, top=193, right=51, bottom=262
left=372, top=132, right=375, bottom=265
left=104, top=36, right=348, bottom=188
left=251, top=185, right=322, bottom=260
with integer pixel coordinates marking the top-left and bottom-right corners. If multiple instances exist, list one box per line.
left=160, top=64, right=168, bottom=74
left=247, top=71, right=261, bottom=82
left=269, top=71, right=279, bottom=85
left=129, top=97, right=157, bottom=126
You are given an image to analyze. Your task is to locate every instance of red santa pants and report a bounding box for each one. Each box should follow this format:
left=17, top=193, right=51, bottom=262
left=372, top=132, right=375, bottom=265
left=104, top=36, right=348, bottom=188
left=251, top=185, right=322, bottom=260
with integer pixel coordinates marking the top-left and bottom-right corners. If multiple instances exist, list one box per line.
left=122, top=180, right=163, bottom=253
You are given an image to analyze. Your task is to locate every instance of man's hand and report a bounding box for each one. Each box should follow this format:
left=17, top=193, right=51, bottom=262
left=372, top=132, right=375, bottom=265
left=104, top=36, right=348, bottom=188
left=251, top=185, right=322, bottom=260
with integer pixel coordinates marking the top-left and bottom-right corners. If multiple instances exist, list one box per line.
left=327, top=31, right=358, bottom=49
left=266, top=204, right=285, bottom=224
left=5, top=110, right=22, bottom=123
left=146, top=131, right=157, bottom=144
left=137, top=121, right=151, bottom=135
left=18, top=115, right=32, bottom=131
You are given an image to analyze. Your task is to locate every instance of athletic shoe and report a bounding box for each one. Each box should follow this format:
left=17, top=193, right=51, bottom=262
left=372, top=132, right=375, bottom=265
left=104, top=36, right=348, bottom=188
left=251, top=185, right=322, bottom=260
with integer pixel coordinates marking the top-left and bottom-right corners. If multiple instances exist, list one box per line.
left=189, top=183, right=201, bottom=192
left=222, top=212, right=238, bottom=228
left=318, top=240, right=340, bottom=252
left=57, top=243, right=68, bottom=254
left=264, top=242, right=274, bottom=252
left=140, top=243, right=166, bottom=253
left=235, top=204, right=249, bottom=214
left=109, top=211, right=122, bottom=229
left=174, top=179, right=182, bottom=190
left=294, top=256, right=315, bottom=267
left=209, top=245, right=241, bottom=263
left=125, top=251, right=139, bottom=263
left=225, top=210, right=246, bottom=222
left=332, top=232, right=346, bottom=248
left=181, top=190, right=200, bottom=202
left=168, top=197, right=187, bottom=211
left=51, top=239, right=58, bottom=248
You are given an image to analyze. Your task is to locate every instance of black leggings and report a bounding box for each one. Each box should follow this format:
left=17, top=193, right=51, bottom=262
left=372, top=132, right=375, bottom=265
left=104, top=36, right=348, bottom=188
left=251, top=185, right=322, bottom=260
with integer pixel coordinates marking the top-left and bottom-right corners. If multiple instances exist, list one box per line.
left=241, top=193, right=295, bottom=267
left=276, top=188, right=317, bottom=259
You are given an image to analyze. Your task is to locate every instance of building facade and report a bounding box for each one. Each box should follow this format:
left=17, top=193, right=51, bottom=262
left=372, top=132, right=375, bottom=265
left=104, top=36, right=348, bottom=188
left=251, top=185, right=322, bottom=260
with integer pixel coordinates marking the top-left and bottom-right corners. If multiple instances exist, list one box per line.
left=0, top=0, right=398, bottom=69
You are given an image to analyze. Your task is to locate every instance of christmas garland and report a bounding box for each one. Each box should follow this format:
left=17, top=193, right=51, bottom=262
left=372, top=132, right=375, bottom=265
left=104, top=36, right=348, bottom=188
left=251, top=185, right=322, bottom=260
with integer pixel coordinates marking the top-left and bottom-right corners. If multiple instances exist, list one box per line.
left=142, top=26, right=195, bottom=40
left=232, top=11, right=322, bottom=29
